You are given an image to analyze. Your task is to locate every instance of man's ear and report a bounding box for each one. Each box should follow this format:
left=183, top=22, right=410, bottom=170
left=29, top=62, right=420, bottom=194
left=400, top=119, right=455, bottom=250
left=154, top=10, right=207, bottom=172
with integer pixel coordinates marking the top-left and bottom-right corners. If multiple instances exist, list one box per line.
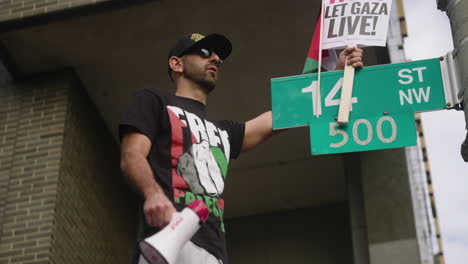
left=169, top=56, right=183, bottom=74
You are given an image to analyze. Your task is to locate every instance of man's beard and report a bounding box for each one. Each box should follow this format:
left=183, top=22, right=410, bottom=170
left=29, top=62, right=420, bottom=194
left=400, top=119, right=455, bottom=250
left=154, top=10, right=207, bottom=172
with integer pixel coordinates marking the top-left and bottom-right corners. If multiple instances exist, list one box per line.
left=183, top=65, right=216, bottom=93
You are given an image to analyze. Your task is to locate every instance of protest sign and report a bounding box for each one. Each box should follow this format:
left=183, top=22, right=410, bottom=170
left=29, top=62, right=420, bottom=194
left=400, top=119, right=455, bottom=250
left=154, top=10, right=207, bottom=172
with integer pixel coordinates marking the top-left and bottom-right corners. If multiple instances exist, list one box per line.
left=322, top=0, right=392, bottom=49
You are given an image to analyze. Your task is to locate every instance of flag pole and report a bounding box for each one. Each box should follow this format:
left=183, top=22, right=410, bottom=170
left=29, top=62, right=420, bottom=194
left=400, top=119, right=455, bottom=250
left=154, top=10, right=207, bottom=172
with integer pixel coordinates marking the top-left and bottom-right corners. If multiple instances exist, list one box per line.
left=315, top=0, right=325, bottom=117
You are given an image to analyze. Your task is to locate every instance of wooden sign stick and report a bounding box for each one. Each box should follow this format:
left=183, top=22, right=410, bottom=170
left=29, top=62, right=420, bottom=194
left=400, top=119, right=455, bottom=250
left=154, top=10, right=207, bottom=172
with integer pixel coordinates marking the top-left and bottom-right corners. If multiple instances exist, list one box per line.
left=337, top=44, right=357, bottom=125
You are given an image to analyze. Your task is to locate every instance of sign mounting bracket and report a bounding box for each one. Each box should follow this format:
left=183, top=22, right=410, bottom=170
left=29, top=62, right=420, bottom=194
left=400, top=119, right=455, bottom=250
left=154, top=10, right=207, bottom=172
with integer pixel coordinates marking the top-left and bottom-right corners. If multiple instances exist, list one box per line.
left=440, top=50, right=463, bottom=109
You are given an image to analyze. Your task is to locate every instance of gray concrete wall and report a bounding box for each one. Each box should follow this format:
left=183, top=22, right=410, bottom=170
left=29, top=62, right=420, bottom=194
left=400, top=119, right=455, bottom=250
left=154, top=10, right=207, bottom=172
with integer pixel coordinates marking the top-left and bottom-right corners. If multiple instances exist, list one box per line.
left=344, top=153, right=370, bottom=264
left=361, top=148, right=421, bottom=264
left=225, top=203, right=353, bottom=264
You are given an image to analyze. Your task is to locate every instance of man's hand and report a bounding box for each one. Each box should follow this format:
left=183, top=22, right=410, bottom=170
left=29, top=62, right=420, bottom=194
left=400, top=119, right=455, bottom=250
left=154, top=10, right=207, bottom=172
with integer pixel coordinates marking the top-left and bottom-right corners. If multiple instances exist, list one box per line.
left=336, top=46, right=364, bottom=70
left=144, top=191, right=177, bottom=227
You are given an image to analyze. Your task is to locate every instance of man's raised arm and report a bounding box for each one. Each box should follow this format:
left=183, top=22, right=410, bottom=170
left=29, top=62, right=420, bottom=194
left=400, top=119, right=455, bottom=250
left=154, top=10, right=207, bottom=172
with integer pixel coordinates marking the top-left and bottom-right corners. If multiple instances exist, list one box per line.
left=242, top=111, right=280, bottom=152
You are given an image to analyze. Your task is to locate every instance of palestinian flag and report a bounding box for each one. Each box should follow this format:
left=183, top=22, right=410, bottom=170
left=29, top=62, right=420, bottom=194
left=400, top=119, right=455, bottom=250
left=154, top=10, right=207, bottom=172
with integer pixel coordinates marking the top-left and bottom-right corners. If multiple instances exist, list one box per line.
left=302, top=14, right=338, bottom=74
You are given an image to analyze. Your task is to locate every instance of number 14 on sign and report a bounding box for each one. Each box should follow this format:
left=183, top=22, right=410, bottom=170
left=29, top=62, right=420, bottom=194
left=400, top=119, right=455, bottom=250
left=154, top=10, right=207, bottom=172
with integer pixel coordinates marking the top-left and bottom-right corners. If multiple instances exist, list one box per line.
left=302, top=78, right=358, bottom=116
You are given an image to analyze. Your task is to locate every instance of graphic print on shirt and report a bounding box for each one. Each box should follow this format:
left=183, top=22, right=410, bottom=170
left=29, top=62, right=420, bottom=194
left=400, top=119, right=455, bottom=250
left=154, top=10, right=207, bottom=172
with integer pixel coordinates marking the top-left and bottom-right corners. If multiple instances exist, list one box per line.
left=167, top=106, right=230, bottom=197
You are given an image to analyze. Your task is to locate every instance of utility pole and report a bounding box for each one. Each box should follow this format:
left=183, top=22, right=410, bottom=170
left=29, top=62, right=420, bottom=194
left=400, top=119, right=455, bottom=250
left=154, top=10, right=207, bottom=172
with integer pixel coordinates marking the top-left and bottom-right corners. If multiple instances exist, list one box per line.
left=437, top=0, right=468, bottom=162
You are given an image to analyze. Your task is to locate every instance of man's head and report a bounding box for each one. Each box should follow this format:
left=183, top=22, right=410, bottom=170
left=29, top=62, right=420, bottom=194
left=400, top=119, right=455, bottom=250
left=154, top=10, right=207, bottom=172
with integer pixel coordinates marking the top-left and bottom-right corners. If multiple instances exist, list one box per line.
left=168, top=33, right=232, bottom=93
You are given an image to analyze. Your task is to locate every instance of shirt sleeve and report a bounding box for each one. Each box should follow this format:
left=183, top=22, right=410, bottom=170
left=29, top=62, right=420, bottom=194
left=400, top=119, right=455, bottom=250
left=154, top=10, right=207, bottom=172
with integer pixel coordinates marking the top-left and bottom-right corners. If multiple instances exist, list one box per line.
left=119, top=89, right=163, bottom=143
left=218, top=120, right=245, bottom=160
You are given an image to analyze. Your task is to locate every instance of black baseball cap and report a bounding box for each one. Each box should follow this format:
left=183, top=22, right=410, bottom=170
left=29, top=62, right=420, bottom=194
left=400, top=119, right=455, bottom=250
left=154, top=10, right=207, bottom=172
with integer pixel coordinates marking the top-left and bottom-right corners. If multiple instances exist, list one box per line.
left=168, top=33, right=232, bottom=80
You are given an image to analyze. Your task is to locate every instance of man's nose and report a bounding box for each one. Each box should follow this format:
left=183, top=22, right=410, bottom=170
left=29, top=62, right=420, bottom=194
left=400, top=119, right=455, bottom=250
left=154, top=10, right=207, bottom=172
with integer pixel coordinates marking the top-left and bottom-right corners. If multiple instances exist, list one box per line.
left=209, top=53, right=221, bottom=66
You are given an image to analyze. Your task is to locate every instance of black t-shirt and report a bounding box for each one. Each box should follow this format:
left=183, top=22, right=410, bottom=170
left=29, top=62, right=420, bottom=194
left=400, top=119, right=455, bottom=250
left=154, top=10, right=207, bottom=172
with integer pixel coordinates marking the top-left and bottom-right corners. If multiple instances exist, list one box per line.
left=119, top=87, right=245, bottom=263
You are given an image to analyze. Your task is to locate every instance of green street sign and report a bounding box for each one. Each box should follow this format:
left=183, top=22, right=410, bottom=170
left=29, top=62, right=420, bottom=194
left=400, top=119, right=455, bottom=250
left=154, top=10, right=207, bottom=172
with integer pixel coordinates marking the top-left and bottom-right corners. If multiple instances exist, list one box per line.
left=271, top=58, right=451, bottom=155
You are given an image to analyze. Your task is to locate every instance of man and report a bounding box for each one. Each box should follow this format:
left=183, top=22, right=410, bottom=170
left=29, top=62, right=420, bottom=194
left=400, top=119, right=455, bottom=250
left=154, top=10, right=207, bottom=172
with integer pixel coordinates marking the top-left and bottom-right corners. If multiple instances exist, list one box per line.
left=119, top=33, right=363, bottom=264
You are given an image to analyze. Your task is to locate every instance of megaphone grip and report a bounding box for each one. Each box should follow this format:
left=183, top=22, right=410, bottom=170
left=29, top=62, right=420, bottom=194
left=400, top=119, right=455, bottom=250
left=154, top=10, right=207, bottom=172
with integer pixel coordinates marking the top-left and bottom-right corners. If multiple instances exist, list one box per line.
left=139, top=201, right=209, bottom=264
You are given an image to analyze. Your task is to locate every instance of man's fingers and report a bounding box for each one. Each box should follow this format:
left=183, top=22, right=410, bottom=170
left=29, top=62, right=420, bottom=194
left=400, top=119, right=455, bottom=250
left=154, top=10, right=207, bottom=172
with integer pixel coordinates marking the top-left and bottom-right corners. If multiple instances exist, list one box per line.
left=336, top=47, right=364, bottom=70
left=149, top=205, right=177, bottom=227
left=158, top=206, right=174, bottom=226
left=352, top=50, right=363, bottom=58
left=143, top=192, right=177, bottom=227
left=345, top=48, right=364, bottom=68
left=352, top=62, right=364, bottom=68
left=144, top=207, right=157, bottom=227
left=343, top=47, right=363, bottom=56
left=347, top=51, right=363, bottom=60
left=350, top=47, right=363, bottom=54
left=342, top=47, right=352, bottom=56
left=145, top=207, right=168, bottom=227
left=348, top=60, right=364, bottom=68
left=347, top=57, right=362, bottom=65
left=163, top=208, right=176, bottom=226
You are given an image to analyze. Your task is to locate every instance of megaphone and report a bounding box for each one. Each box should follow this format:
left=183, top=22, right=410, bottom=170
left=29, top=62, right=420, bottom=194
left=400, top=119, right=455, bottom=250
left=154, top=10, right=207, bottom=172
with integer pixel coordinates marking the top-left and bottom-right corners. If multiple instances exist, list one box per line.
left=139, top=200, right=209, bottom=264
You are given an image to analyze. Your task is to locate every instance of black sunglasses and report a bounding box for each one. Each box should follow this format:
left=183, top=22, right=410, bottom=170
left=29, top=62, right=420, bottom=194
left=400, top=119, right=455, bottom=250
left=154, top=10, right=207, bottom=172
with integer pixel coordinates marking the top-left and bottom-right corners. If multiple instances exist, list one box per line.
left=189, top=48, right=223, bottom=67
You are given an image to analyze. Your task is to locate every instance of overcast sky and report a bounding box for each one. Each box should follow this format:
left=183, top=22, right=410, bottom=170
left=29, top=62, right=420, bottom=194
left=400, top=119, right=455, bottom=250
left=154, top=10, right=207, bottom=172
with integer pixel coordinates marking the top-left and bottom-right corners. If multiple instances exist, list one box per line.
left=403, top=0, right=468, bottom=263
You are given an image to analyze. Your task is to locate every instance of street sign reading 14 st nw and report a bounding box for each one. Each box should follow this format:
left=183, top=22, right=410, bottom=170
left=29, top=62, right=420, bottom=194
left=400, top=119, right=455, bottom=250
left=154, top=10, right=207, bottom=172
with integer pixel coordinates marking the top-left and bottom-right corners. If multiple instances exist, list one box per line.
left=271, top=56, right=460, bottom=155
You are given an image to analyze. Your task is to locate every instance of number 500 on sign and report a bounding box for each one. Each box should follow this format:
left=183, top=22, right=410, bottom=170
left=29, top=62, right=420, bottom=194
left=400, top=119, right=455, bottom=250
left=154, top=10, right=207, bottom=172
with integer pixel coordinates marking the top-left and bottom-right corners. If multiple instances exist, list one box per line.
left=309, top=113, right=416, bottom=154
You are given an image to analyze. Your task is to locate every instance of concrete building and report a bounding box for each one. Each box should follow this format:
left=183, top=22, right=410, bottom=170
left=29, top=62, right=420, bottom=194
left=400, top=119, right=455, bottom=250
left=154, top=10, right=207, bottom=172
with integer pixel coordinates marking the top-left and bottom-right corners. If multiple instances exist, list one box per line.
left=0, top=0, right=437, bottom=263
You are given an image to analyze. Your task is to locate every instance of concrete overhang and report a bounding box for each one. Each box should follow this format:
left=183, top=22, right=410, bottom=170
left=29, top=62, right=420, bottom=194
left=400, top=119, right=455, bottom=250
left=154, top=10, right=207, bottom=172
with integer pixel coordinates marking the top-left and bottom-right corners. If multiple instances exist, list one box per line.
left=0, top=0, right=390, bottom=218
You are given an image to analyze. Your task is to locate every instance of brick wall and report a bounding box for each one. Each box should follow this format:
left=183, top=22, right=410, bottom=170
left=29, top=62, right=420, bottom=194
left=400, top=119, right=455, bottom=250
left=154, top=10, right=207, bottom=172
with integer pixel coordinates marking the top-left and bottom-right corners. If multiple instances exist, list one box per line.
left=0, top=0, right=113, bottom=22
left=0, top=65, right=137, bottom=263
left=0, top=64, right=17, bottom=240
left=0, top=70, right=67, bottom=264
left=50, top=73, right=137, bottom=263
